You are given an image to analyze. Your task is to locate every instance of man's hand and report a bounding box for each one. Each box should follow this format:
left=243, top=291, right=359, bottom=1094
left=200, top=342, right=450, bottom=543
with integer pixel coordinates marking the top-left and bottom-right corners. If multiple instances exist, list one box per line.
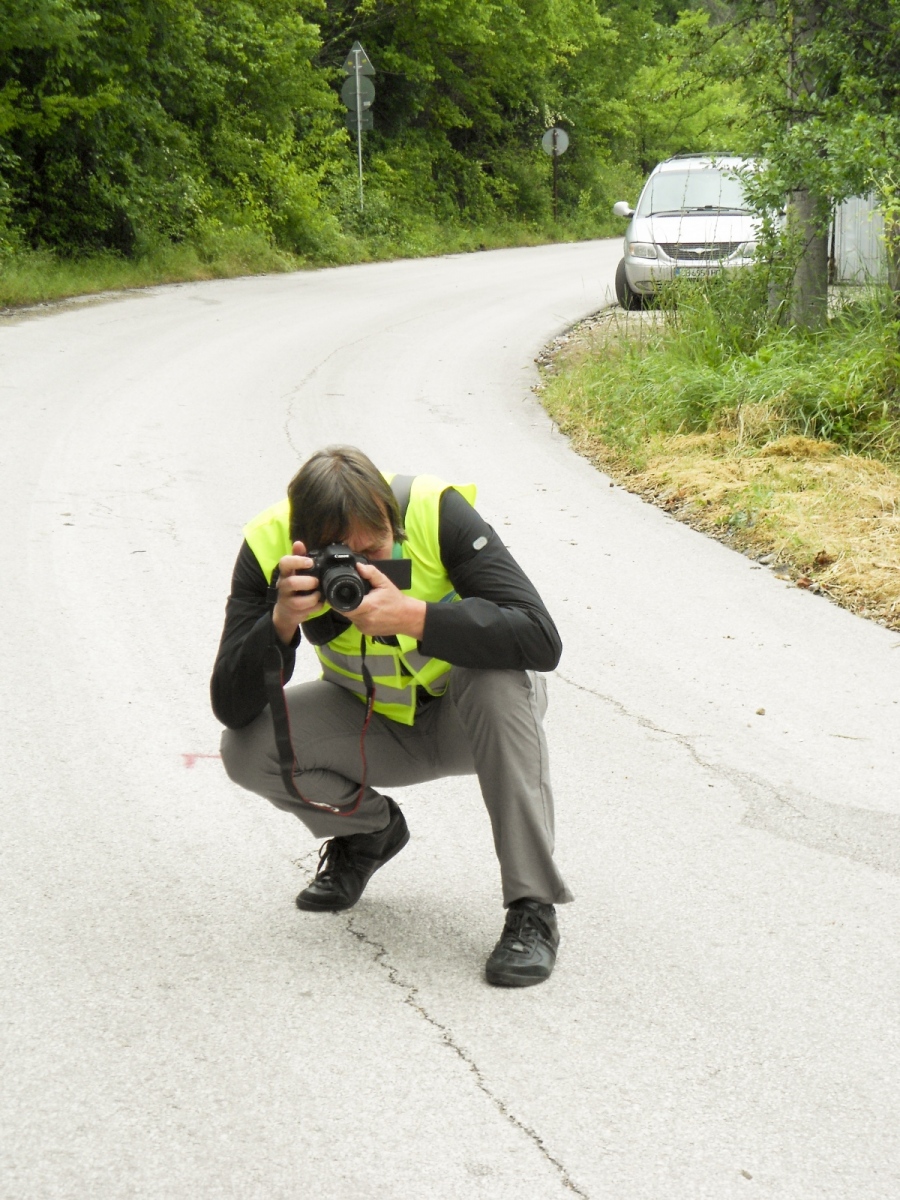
left=272, top=541, right=322, bottom=645
left=348, top=561, right=426, bottom=640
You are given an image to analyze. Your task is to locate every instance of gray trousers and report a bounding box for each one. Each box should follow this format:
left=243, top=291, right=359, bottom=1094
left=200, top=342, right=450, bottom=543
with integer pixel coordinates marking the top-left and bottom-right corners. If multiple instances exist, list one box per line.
left=220, top=666, right=573, bottom=907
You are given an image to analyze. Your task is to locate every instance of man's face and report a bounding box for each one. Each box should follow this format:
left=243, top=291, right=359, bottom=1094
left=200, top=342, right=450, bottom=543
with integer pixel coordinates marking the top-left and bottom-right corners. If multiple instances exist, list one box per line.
left=344, top=519, right=393, bottom=563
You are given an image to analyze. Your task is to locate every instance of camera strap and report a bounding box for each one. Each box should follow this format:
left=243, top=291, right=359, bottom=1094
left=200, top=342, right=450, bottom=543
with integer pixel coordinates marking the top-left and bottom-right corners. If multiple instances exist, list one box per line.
left=262, top=473, right=415, bottom=816
left=390, top=474, right=414, bottom=525
left=263, top=637, right=376, bottom=816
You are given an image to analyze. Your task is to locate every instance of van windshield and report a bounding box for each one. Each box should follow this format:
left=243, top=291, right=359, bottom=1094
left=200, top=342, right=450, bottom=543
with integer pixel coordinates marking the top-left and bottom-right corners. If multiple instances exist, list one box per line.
left=636, top=168, right=750, bottom=217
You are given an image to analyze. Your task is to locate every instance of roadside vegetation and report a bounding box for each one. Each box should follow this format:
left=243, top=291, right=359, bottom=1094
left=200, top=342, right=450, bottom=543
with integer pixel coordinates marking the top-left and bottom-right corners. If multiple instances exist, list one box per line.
left=540, top=273, right=900, bottom=628
left=0, top=216, right=601, bottom=309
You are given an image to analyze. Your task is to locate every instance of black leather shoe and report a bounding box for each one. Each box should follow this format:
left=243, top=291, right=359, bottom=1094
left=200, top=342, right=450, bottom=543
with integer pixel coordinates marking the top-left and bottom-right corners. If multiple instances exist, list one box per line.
left=485, top=899, right=559, bottom=987
left=295, top=798, right=409, bottom=912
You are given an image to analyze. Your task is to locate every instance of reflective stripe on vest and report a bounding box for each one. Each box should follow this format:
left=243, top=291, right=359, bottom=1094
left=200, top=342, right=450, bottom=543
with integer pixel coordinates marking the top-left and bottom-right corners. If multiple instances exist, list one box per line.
left=317, top=641, right=452, bottom=713
left=243, top=472, right=476, bottom=726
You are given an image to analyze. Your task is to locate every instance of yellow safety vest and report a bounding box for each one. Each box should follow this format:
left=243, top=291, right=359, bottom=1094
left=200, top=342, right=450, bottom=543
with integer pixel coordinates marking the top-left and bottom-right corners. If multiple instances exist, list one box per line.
left=244, top=473, right=477, bottom=725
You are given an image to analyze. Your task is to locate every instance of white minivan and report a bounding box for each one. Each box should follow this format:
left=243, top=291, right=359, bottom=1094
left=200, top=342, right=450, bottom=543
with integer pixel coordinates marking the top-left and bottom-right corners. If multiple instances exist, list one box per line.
left=613, top=154, right=758, bottom=307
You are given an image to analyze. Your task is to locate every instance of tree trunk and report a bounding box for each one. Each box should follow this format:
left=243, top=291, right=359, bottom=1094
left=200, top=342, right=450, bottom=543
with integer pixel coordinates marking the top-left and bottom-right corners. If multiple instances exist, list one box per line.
left=783, top=0, right=829, bottom=330
left=787, top=188, right=829, bottom=329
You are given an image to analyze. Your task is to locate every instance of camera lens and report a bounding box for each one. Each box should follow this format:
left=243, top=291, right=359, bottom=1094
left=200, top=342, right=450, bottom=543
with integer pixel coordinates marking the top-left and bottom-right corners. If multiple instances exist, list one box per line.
left=322, top=564, right=367, bottom=612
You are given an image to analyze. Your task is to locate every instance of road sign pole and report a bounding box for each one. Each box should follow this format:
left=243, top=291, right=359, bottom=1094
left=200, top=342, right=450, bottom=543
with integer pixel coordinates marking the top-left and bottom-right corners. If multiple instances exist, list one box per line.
left=541, top=127, right=569, bottom=223
left=552, top=128, right=558, bottom=222
left=355, top=49, right=364, bottom=212
left=341, top=41, right=375, bottom=212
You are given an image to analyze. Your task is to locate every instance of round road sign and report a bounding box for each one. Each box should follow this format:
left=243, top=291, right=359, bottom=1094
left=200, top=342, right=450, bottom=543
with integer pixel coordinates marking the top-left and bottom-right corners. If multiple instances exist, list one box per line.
left=341, top=76, right=376, bottom=109
left=541, top=127, right=569, bottom=156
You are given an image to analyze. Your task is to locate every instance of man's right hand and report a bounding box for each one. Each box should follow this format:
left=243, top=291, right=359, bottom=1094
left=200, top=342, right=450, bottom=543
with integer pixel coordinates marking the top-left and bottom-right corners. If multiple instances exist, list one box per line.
left=272, top=541, right=321, bottom=644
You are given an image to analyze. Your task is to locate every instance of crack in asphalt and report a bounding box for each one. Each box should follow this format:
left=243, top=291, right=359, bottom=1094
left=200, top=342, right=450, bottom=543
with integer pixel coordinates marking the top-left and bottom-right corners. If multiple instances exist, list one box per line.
left=280, top=344, right=349, bottom=458
left=344, top=914, right=590, bottom=1199
left=279, top=309, right=439, bottom=458
left=555, top=671, right=900, bottom=876
left=556, top=670, right=713, bottom=776
left=292, top=847, right=320, bottom=876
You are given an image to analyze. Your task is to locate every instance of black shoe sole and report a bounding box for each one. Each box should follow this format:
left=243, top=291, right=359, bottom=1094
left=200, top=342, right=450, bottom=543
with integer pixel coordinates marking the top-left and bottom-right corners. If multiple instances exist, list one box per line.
left=295, top=892, right=358, bottom=912
left=485, top=966, right=552, bottom=988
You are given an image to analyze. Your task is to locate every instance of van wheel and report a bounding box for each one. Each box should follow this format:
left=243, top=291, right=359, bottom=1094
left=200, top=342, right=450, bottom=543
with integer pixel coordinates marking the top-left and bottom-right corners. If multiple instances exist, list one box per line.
left=615, top=259, right=643, bottom=310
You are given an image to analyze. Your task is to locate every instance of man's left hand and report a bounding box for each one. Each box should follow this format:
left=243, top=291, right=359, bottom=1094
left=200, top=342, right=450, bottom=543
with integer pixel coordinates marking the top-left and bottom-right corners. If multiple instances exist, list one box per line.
left=347, top=561, right=426, bottom=640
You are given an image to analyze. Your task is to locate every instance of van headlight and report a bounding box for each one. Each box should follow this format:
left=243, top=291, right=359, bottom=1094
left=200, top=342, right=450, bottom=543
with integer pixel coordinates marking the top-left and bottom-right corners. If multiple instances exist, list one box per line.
left=627, top=241, right=658, bottom=260
left=732, top=241, right=757, bottom=259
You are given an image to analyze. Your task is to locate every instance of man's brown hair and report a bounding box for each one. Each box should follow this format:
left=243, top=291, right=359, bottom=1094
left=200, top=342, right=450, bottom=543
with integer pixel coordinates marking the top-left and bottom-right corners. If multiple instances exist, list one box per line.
left=288, top=445, right=405, bottom=550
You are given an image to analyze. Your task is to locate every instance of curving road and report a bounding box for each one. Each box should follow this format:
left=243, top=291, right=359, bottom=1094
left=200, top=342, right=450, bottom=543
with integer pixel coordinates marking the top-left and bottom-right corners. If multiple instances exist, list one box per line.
left=2, top=242, right=899, bottom=1199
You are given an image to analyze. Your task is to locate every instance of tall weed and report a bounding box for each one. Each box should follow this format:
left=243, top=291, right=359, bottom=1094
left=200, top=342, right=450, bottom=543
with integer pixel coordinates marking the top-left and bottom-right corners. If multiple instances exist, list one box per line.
left=556, top=268, right=900, bottom=462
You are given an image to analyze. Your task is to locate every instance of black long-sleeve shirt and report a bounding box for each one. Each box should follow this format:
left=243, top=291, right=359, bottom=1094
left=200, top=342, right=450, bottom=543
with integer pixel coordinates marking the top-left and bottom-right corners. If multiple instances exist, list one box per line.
left=210, top=487, right=562, bottom=729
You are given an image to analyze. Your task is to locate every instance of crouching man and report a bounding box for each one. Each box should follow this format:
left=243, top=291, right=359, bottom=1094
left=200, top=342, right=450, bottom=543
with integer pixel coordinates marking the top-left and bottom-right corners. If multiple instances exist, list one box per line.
left=211, top=445, right=572, bottom=986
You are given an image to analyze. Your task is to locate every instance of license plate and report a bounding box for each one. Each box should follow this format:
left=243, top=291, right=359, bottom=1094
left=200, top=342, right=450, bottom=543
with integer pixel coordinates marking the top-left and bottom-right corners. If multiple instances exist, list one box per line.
left=674, top=267, right=710, bottom=278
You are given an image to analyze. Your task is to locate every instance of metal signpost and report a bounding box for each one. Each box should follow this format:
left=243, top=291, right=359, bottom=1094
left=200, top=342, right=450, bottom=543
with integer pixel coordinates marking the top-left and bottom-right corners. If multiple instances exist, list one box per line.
left=541, top=126, right=569, bottom=221
left=341, top=41, right=375, bottom=212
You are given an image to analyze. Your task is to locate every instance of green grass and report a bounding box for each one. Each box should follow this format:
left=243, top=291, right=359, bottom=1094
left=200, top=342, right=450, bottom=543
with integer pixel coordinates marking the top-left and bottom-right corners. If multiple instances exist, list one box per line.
left=0, top=212, right=617, bottom=311
left=546, top=269, right=900, bottom=464
left=540, top=277, right=900, bottom=629
left=0, top=229, right=297, bottom=309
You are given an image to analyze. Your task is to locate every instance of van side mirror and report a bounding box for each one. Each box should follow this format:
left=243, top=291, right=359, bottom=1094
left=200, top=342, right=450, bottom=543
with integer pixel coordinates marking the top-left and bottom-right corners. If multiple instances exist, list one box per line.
left=612, top=201, right=634, bottom=218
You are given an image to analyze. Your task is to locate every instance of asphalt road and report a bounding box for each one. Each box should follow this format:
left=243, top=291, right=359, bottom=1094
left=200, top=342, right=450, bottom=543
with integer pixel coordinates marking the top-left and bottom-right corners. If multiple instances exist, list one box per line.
left=2, top=241, right=899, bottom=1200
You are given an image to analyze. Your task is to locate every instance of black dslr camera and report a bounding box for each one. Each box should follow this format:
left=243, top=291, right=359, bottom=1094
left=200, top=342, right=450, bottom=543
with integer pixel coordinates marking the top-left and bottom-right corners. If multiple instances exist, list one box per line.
left=297, top=544, right=412, bottom=613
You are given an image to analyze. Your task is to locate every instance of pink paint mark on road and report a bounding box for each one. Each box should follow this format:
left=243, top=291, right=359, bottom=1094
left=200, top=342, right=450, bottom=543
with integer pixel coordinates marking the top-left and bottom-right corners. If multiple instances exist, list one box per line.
left=182, top=753, right=222, bottom=768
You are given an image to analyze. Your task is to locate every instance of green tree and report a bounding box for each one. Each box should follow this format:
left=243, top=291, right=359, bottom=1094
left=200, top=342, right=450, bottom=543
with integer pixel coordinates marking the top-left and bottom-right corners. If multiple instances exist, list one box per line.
left=0, top=0, right=757, bottom=257
left=0, top=0, right=342, bottom=255
left=315, top=0, right=617, bottom=223
left=732, top=0, right=900, bottom=325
